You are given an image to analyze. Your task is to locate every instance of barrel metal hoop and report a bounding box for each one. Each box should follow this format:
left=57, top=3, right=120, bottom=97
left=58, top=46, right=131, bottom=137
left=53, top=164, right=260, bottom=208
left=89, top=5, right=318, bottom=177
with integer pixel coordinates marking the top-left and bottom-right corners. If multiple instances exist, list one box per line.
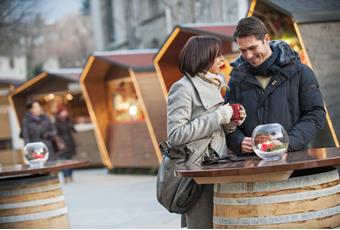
left=215, top=183, right=340, bottom=205
left=214, top=169, right=339, bottom=193
left=213, top=205, right=340, bottom=226
left=0, top=175, right=58, bottom=187
left=0, top=207, right=68, bottom=224
left=0, top=184, right=61, bottom=196
left=0, top=195, right=65, bottom=210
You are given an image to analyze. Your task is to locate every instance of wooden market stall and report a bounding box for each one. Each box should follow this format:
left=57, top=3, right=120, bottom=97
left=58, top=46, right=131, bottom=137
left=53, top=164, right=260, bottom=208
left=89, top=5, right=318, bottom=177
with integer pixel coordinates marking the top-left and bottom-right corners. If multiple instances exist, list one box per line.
left=247, top=0, right=340, bottom=149
left=153, top=24, right=238, bottom=98
left=0, top=79, right=24, bottom=165
left=80, top=50, right=166, bottom=169
left=0, top=79, right=22, bottom=149
left=9, top=69, right=102, bottom=166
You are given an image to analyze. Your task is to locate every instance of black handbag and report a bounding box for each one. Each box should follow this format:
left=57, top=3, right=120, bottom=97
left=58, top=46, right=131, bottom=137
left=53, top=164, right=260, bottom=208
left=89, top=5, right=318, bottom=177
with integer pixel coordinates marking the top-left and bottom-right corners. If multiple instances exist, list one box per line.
left=156, top=141, right=202, bottom=214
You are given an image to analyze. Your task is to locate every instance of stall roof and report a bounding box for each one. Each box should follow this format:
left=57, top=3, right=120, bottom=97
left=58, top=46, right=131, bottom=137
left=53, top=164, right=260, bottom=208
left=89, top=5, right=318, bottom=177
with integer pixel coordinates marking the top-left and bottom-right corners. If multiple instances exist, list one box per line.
left=0, top=78, right=24, bottom=87
left=153, top=23, right=236, bottom=95
left=92, top=49, right=157, bottom=71
left=13, top=68, right=81, bottom=96
left=179, top=23, right=236, bottom=38
left=44, top=68, right=82, bottom=82
left=264, top=0, right=340, bottom=23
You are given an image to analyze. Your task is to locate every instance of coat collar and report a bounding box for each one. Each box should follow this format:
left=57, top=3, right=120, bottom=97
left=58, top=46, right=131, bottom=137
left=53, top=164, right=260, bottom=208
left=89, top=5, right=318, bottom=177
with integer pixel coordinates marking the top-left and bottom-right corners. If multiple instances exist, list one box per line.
left=231, top=61, right=300, bottom=86
left=187, top=75, right=224, bottom=110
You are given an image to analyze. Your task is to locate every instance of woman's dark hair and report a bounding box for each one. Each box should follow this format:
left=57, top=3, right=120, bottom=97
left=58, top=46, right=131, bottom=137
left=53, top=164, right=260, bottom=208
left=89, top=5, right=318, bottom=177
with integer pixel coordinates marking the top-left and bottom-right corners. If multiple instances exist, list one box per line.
left=233, top=16, right=268, bottom=41
left=26, top=99, right=39, bottom=110
left=178, top=35, right=222, bottom=77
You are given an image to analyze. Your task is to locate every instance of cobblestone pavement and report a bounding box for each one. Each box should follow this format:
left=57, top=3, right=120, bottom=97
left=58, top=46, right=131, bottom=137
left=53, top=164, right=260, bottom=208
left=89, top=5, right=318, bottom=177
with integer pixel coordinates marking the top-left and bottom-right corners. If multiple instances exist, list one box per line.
left=61, top=168, right=180, bottom=229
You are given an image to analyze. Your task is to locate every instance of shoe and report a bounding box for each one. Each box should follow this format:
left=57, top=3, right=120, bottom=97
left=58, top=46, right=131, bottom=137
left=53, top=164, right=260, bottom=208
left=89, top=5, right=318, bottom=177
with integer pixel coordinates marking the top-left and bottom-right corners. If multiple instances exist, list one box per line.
left=64, top=177, right=70, bottom=184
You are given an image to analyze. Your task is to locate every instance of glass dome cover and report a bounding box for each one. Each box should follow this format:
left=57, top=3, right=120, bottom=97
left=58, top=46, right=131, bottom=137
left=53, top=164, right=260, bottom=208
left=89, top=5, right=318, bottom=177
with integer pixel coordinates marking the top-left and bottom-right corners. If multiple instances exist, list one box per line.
left=251, top=123, right=289, bottom=161
left=24, top=142, right=49, bottom=167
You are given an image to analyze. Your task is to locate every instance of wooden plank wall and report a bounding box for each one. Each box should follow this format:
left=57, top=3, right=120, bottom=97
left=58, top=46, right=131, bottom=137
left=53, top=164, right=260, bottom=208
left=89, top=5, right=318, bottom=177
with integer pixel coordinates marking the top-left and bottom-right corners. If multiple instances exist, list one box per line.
left=159, top=32, right=194, bottom=92
left=84, top=60, right=112, bottom=146
left=133, top=71, right=167, bottom=144
left=108, top=121, right=158, bottom=167
left=298, top=22, right=340, bottom=147
left=0, top=107, right=11, bottom=140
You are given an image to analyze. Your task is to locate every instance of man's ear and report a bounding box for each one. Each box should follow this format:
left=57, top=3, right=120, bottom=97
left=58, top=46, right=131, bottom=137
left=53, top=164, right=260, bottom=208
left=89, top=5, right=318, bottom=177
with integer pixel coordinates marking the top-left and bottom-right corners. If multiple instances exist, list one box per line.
left=264, top=34, right=270, bottom=43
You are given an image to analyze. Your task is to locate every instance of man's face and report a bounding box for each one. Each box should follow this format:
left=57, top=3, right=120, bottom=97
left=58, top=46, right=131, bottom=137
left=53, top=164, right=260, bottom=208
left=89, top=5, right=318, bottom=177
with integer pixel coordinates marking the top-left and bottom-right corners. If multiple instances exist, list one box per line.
left=236, top=34, right=271, bottom=67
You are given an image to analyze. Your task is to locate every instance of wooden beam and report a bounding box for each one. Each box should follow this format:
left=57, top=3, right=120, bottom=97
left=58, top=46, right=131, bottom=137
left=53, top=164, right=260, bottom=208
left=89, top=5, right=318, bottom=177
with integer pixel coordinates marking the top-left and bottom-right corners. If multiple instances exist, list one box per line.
left=129, top=68, right=163, bottom=163
left=80, top=56, right=113, bottom=168
left=154, top=27, right=181, bottom=100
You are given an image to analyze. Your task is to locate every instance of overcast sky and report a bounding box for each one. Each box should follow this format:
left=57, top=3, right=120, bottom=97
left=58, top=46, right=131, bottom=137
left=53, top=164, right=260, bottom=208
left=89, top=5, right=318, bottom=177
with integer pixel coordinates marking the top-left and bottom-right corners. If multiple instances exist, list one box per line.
left=38, top=0, right=83, bottom=23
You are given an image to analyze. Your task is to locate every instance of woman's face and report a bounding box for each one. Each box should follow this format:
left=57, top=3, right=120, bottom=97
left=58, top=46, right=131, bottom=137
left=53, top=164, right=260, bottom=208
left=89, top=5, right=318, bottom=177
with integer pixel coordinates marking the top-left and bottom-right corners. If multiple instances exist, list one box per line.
left=208, top=52, right=224, bottom=74
left=30, top=102, right=42, bottom=116
left=59, top=110, right=68, bottom=119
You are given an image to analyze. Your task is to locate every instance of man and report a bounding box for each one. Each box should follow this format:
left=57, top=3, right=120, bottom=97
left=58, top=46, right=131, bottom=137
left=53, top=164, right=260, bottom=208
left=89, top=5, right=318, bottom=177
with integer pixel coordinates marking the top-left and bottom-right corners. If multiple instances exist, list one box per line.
left=225, top=16, right=325, bottom=155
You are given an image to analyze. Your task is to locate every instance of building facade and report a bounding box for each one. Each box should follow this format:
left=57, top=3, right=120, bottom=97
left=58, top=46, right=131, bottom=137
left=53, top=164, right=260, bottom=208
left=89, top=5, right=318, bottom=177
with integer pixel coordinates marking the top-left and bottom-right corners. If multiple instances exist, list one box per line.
left=90, top=0, right=248, bottom=50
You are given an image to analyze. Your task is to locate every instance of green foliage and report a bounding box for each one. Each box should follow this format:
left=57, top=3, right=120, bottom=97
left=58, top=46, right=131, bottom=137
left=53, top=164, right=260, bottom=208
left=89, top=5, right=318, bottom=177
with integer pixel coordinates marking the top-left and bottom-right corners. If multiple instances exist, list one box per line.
left=28, top=63, right=43, bottom=80
left=81, top=0, right=90, bottom=15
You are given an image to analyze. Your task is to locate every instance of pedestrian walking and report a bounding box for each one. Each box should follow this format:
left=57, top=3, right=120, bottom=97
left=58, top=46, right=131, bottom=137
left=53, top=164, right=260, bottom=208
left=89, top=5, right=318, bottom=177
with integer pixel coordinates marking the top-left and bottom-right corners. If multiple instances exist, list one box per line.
left=55, top=108, right=77, bottom=183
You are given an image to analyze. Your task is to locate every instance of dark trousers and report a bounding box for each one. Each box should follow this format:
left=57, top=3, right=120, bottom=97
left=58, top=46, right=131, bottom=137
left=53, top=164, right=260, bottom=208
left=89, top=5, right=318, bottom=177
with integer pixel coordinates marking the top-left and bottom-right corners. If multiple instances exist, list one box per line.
left=62, top=168, right=73, bottom=178
left=183, top=184, right=213, bottom=229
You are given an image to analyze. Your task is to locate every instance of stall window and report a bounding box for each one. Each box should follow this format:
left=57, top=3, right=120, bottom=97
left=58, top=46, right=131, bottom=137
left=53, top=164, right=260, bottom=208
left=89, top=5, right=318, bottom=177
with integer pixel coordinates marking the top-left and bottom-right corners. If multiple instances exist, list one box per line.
left=253, top=2, right=306, bottom=64
left=30, top=91, right=90, bottom=124
left=108, top=79, right=143, bottom=123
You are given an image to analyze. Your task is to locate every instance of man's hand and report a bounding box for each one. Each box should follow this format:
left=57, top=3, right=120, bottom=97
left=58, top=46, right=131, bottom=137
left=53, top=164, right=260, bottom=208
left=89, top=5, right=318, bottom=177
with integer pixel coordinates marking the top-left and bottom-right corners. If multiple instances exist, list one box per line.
left=241, top=137, right=253, bottom=153
left=236, top=105, right=246, bottom=126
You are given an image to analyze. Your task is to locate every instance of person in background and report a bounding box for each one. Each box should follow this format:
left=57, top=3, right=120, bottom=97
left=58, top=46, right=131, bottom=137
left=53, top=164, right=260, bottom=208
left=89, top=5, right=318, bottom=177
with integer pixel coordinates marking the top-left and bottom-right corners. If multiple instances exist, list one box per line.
left=22, top=99, right=58, bottom=161
left=55, top=108, right=77, bottom=183
left=167, top=35, right=246, bottom=228
left=225, top=16, right=325, bottom=155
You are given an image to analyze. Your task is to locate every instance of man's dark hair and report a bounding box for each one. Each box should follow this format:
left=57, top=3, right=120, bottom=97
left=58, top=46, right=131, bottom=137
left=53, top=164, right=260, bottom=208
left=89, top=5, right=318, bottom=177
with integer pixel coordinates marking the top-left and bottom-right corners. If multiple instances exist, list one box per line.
left=233, top=16, right=268, bottom=41
left=179, top=35, right=222, bottom=77
left=26, top=99, right=39, bottom=110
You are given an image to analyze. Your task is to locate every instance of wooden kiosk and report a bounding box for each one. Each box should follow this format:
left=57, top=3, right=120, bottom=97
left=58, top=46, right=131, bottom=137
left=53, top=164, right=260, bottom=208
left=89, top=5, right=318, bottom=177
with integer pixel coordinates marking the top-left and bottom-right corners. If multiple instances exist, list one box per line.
left=154, top=24, right=237, bottom=97
left=247, top=0, right=340, bottom=149
left=0, top=79, right=22, bottom=150
left=80, top=50, right=166, bottom=169
left=0, top=79, right=24, bottom=165
left=9, top=69, right=102, bottom=166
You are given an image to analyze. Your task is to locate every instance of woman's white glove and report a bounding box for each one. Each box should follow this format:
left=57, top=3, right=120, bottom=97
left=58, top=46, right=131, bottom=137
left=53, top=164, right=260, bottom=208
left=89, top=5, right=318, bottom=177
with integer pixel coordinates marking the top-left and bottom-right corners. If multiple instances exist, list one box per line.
left=216, top=104, right=233, bottom=125
left=222, top=105, right=247, bottom=134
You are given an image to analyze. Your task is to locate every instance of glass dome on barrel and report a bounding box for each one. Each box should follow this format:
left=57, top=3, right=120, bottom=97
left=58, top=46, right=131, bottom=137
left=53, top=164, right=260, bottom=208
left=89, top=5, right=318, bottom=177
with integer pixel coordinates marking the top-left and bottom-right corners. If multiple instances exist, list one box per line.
left=24, top=142, right=49, bottom=167
left=252, top=123, right=289, bottom=161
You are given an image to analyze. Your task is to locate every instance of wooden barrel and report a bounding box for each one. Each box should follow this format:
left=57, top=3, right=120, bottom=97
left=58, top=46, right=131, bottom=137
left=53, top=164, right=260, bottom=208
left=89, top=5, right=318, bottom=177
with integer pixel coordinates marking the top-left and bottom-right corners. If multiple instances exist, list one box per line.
left=0, top=174, right=70, bottom=228
left=213, top=169, right=340, bottom=228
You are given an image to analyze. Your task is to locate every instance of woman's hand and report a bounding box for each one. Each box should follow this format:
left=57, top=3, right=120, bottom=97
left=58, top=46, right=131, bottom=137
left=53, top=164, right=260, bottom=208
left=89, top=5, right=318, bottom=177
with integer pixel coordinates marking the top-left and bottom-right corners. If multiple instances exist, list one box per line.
left=217, top=104, right=233, bottom=125
left=236, top=105, right=246, bottom=126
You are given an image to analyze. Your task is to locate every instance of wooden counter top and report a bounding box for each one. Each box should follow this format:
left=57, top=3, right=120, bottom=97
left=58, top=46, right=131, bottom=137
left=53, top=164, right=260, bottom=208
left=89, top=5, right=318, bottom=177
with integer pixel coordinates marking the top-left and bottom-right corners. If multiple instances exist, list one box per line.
left=0, top=160, right=89, bottom=178
left=175, top=147, right=340, bottom=183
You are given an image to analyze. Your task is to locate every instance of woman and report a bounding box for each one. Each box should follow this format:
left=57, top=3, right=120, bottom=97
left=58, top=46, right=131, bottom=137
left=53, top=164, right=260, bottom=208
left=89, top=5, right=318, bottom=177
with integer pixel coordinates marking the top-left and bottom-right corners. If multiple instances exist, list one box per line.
left=167, top=36, right=246, bottom=228
left=55, top=108, right=77, bottom=183
left=22, top=100, right=58, bottom=161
